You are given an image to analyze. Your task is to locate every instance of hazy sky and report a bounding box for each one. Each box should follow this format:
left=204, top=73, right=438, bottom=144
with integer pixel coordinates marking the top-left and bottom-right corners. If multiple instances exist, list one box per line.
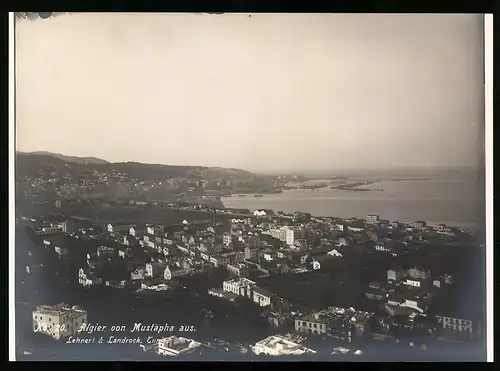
left=15, top=13, right=485, bottom=173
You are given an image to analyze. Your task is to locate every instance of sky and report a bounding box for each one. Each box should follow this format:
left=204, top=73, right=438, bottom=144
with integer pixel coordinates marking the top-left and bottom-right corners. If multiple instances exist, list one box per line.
left=15, top=13, right=485, bottom=173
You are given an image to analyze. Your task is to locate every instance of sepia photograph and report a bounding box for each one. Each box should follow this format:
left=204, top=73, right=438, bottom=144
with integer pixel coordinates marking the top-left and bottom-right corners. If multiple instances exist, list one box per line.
left=9, top=12, right=493, bottom=361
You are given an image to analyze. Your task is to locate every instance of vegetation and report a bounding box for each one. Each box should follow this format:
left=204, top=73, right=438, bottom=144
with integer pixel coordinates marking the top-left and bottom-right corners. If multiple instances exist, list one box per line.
left=15, top=152, right=279, bottom=198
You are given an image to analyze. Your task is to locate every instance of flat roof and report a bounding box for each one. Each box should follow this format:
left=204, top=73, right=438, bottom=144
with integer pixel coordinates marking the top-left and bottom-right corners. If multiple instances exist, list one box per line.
left=224, top=277, right=256, bottom=286
left=34, top=303, right=86, bottom=316
left=254, top=335, right=316, bottom=354
left=253, top=287, right=272, bottom=297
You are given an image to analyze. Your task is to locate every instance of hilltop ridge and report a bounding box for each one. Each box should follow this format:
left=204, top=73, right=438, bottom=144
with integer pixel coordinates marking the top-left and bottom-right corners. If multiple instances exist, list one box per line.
left=22, top=151, right=110, bottom=165
left=15, top=151, right=280, bottom=202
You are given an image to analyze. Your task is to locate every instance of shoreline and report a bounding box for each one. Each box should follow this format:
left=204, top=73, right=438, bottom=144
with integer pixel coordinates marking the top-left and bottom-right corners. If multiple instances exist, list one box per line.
left=219, top=198, right=480, bottom=231
left=274, top=178, right=432, bottom=193
left=329, top=181, right=383, bottom=192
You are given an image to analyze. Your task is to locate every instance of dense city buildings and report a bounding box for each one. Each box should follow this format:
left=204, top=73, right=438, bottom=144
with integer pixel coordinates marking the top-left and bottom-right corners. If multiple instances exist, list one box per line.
left=15, top=154, right=485, bottom=360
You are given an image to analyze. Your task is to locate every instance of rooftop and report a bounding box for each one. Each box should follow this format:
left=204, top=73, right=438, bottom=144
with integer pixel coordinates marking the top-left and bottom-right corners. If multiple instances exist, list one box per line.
left=34, top=303, right=86, bottom=316
left=224, top=277, right=256, bottom=287
left=156, top=336, right=202, bottom=353
left=252, top=335, right=316, bottom=355
left=253, top=287, right=273, bottom=297
left=298, top=306, right=374, bottom=327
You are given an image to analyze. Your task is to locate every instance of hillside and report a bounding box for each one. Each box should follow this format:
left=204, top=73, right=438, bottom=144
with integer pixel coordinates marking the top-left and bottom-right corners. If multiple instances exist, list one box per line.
left=25, top=151, right=109, bottom=164
left=15, top=152, right=279, bottom=199
left=16, top=153, right=255, bottom=180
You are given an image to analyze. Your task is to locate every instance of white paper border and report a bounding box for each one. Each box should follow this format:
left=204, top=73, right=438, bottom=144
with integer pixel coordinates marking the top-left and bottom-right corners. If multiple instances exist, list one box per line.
left=9, top=11, right=16, bottom=362
left=7, top=12, right=494, bottom=362
left=484, top=13, right=494, bottom=363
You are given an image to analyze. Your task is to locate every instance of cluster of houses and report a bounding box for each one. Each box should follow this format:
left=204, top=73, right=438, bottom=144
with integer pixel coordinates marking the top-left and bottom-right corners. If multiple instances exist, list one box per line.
left=28, top=209, right=470, bottom=295
left=23, top=217, right=76, bottom=236
left=77, top=222, right=217, bottom=291
left=361, top=267, right=482, bottom=343
left=24, top=207, right=480, bottom=349
left=294, top=306, right=375, bottom=343
left=365, top=267, right=454, bottom=314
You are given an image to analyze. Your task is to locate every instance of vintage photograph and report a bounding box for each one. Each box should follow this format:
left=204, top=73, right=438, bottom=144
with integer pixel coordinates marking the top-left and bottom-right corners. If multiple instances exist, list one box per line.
left=11, top=13, right=491, bottom=361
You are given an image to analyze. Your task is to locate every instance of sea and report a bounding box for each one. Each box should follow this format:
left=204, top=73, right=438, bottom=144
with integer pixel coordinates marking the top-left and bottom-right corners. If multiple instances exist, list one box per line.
left=222, top=168, right=486, bottom=229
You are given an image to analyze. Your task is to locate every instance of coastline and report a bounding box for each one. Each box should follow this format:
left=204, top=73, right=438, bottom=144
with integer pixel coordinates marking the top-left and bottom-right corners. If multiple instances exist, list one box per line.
left=220, top=197, right=481, bottom=231
left=220, top=174, right=483, bottom=230
left=329, top=181, right=383, bottom=192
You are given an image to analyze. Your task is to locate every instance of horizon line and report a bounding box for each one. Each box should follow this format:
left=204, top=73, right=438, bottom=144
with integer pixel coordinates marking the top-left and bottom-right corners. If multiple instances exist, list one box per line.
left=16, top=150, right=483, bottom=174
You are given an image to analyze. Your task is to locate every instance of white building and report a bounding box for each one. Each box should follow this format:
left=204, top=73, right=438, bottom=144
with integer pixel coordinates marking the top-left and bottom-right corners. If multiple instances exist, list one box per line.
left=227, top=263, right=248, bottom=278
left=32, top=303, right=87, bottom=340
left=251, top=335, right=316, bottom=356
left=403, top=279, right=422, bottom=288
left=263, top=252, right=273, bottom=262
left=145, top=262, right=169, bottom=278
left=34, top=225, right=60, bottom=236
left=441, top=316, right=474, bottom=335
left=78, top=268, right=102, bottom=287
left=269, top=228, right=281, bottom=240
left=131, top=268, right=145, bottom=280
left=271, top=226, right=301, bottom=247
left=223, top=278, right=256, bottom=298
left=163, top=266, right=191, bottom=281
left=327, top=249, right=343, bottom=258
left=253, top=210, right=267, bottom=217
left=142, top=336, right=202, bottom=356
left=365, top=215, right=380, bottom=225
left=141, top=282, right=169, bottom=291
left=163, top=267, right=174, bottom=281
left=387, top=269, right=405, bottom=282
left=252, top=287, right=272, bottom=307
left=285, top=228, right=296, bottom=247
left=413, top=221, right=427, bottom=230
left=336, top=238, right=347, bottom=247
left=107, top=223, right=129, bottom=234
left=54, top=245, right=69, bottom=257
left=400, top=299, right=426, bottom=313
left=279, top=227, right=288, bottom=242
